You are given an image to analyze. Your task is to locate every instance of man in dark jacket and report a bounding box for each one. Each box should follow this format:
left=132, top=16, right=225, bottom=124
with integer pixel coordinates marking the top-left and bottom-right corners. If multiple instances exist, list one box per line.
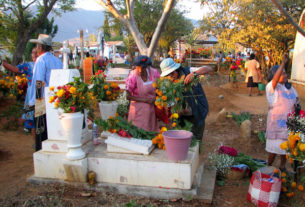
left=160, top=58, right=212, bottom=141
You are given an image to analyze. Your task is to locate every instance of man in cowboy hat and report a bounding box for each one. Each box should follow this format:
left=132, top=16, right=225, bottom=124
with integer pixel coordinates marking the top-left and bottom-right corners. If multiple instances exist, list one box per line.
left=28, top=34, right=63, bottom=151
left=160, top=58, right=212, bottom=141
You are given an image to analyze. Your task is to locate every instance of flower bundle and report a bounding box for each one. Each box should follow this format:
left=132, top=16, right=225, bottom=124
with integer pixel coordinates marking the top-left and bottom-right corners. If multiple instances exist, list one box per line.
left=12, top=75, right=28, bottom=97
left=95, top=114, right=157, bottom=140
left=90, top=70, right=121, bottom=102
left=93, top=58, right=107, bottom=73
left=49, top=77, right=95, bottom=113
left=279, top=169, right=304, bottom=198
left=153, top=76, right=199, bottom=113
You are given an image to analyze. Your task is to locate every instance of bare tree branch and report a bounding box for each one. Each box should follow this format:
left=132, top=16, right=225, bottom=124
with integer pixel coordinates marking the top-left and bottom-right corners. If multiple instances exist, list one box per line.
left=147, top=0, right=176, bottom=57
left=96, top=0, right=124, bottom=20
left=23, top=0, right=39, bottom=10
left=271, top=0, right=305, bottom=38
left=125, top=0, right=131, bottom=19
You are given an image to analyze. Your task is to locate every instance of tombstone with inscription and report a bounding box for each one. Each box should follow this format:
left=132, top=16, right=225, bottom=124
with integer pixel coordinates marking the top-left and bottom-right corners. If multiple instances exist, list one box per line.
left=291, top=9, right=305, bottom=99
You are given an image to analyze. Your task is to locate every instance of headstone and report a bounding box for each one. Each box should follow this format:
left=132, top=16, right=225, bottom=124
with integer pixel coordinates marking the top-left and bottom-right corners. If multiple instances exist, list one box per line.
left=240, top=120, right=252, bottom=139
left=291, top=9, right=305, bottom=83
left=216, top=108, right=227, bottom=122
left=43, top=69, right=91, bottom=151
left=105, top=68, right=131, bottom=89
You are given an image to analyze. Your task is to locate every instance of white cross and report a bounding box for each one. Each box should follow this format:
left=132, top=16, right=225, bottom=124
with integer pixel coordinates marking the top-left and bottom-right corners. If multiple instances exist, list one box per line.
left=60, top=40, right=71, bottom=70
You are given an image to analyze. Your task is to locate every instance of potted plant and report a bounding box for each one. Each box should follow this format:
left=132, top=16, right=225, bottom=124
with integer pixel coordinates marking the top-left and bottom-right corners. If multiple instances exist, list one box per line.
left=90, top=70, right=121, bottom=120
left=49, top=77, right=95, bottom=160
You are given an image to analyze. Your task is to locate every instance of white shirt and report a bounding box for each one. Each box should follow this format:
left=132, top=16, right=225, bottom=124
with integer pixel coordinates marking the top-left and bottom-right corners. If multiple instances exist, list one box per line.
left=28, top=52, right=63, bottom=106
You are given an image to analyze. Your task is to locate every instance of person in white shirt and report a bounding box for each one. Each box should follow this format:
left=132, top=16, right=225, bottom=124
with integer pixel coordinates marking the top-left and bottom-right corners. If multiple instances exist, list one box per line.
left=29, top=34, right=63, bottom=151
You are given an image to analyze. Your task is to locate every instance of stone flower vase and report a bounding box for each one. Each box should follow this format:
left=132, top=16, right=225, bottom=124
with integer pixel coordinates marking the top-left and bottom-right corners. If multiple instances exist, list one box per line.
left=99, top=100, right=118, bottom=120
left=59, top=112, right=85, bottom=160
left=163, top=130, right=193, bottom=161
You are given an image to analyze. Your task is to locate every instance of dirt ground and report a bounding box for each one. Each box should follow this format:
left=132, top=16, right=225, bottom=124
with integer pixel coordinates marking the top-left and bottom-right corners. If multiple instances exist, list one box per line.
left=0, top=73, right=304, bottom=207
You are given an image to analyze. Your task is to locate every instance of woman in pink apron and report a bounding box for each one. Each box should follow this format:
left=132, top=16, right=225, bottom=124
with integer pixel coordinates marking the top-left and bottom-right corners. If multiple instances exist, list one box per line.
left=265, top=54, right=298, bottom=171
left=125, top=56, right=159, bottom=132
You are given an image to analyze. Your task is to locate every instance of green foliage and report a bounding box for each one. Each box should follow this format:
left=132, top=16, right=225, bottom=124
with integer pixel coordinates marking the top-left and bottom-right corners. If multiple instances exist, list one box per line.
left=95, top=116, right=157, bottom=140
left=1, top=0, right=76, bottom=64
left=258, top=130, right=266, bottom=144
left=233, top=153, right=266, bottom=172
left=103, top=14, right=111, bottom=41
left=231, top=111, right=251, bottom=126
left=124, top=200, right=154, bottom=207
left=106, top=0, right=193, bottom=52
left=199, top=0, right=304, bottom=77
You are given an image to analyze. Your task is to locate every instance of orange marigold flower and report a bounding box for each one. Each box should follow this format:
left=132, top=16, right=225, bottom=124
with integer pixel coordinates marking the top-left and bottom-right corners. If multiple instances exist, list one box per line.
left=176, top=97, right=180, bottom=101
left=161, top=96, right=167, bottom=101
left=280, top=141, right=288, bottom=150
left=106, top=91, right=112, bottom=96
left=104, top=84, right=109, bottom=90
left=291, top=182, right=296, bottom=188
left=152, top=83, right=157, bottom=88
left=282, top=178, right=287, bottom=183
left=297, top=185, right=304, bottom=191
left=282, top=187, right=287, bottom=192
left=282, top=172, right=286, bottom=177
left=115, top=113, right=118, bottom=117
left=113, top=129, right=117, bottom=133
left=299, top=143, right=305, bottom=151
left=289, top=158, right=293, bottom=164
left=172, top=122, right=177, bottom=128
left=109, top=116, right=113, bottom=119
left=152, top=138, right=158, bottom=145
left=49, top=86, right=54, bottom=91
left=162, top=145, right=166, bottom=150
left=274, top=169, right=279, bottom=173
left=160, top=127, right=167, bottom=133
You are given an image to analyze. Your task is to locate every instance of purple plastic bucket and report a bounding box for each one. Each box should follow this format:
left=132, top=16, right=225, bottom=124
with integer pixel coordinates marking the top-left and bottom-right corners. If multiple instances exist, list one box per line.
left=163, top=130, right=193, bottom=161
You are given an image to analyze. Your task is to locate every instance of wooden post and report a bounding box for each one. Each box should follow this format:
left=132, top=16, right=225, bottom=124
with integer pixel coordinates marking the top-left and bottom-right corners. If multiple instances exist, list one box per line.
left=80, top=29, right=84, bottom=73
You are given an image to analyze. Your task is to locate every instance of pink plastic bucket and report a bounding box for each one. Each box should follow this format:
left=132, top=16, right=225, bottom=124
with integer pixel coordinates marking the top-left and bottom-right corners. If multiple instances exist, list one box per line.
left=163, top=130, right=193, bottom=161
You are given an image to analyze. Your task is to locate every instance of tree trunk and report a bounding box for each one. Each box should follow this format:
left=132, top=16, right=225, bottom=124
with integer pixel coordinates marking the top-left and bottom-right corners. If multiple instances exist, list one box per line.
left=12, top=32, right=31, bottom=65
left=97, top=0, right=176, bottom=58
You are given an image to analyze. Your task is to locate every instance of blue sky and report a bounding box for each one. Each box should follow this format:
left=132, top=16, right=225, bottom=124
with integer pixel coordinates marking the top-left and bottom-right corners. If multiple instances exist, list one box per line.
left=76, top=0, right=207, bottom=20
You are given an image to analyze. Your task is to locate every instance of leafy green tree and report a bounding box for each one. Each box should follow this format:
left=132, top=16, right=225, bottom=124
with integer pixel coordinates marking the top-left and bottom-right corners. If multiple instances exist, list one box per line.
left=0, top=0, right=76, bottom=64
left=24, top=17, right=58, bottom=61
left=198, top=0, right=304, bottom=78
left=103, top=14, right=111, bottom=41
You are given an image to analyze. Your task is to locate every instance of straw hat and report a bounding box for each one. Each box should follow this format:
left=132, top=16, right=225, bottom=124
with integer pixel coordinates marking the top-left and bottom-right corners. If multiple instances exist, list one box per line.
left=30, top=34, right=53, bottom=46
left=160, top=58, right=181, bottom=77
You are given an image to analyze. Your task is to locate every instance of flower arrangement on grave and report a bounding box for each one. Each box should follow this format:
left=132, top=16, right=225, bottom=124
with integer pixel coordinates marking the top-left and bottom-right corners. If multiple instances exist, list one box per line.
left=49, top=77, right=95, bottom=113
left=279, top=169, right=304, bottom=198
left=280, top=110, right=305, bottom=163
left=95, top=114, right=157, bottom=140
left=11, top=74, right=28, bottom=98
left=230, top=61, right=238, bottom=82
left=279, top=110, right=305, bottom=197
left=90, top=70, right=121, bottom=102
left=198, top=47, right=212, bottom=58
left=93, top=58, right=107, bottom=74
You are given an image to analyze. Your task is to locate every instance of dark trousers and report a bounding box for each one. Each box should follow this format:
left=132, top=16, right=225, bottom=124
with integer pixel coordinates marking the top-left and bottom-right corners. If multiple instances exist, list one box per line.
left=179, top=115, right=205, bottom=141
left=34, top=114, right=48, bottom=151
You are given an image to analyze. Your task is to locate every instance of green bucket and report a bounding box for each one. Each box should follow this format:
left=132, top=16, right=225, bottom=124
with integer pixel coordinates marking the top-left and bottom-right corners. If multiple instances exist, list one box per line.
left=258, top=83, right=266, bottom=91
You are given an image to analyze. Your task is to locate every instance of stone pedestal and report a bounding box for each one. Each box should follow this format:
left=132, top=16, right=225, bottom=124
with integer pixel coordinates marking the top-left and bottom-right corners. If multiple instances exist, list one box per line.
left=88, top=142, right=199, bottom=190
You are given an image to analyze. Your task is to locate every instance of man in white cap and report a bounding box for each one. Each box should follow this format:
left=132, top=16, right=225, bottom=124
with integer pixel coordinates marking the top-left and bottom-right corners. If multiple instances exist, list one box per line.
left=160, top=58, right=212, bottom=141
left=28, top=34, right=63, bottom=151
